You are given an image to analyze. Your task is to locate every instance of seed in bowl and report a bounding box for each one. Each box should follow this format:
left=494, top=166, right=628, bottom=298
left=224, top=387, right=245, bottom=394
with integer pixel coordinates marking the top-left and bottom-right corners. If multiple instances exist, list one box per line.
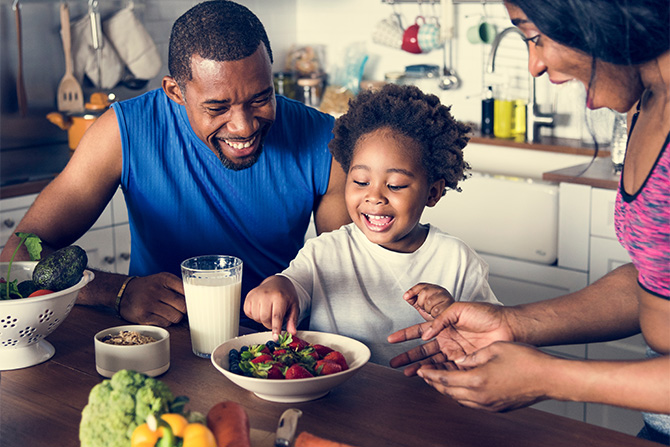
left=228, top=333, right=348, bottom=379
left=101, top=330, right=157, bottom=346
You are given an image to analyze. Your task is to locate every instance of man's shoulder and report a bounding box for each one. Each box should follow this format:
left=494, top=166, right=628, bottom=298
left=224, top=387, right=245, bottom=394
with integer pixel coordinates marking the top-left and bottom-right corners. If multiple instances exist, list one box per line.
left=275, top=95, right=334, bottom=129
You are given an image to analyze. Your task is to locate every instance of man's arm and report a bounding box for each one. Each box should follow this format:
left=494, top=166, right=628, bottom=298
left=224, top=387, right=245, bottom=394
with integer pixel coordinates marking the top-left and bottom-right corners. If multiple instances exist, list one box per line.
left=312, top=157, right=350, bottom=235
left=1, top=109, right=123, bottom=309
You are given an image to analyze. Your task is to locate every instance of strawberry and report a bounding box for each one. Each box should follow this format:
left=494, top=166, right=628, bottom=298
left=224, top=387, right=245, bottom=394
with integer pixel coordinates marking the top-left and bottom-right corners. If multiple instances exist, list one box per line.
left=315, top=359, right=342, bottom=376
left=267, top=364, right=284, bottom=379
left=285, top=364, right=314, bottom=380
left=312, top=344, right=333, bottom=359
left=323, top=351, right=348, bottom=371
left=288, top=335, right=309, bottom=351
left=299, top=347, right=318, bottom=360
left=272, top=348, right=288, bottom=356
left=250, top=354, right=273, bottom=364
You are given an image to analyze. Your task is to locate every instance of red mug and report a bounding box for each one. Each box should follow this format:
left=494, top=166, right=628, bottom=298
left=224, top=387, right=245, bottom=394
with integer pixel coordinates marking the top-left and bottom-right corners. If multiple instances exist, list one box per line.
left=402, top=17, right=424, bottom=54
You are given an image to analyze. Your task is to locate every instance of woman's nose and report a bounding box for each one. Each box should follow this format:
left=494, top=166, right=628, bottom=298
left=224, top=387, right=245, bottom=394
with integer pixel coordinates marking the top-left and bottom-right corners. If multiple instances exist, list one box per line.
left=527, top=44, right=547, bottom=78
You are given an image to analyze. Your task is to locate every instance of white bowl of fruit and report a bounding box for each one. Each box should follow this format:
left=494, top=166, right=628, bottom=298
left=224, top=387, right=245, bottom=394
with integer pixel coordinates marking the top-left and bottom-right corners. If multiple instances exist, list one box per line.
left=211, top=331, right=370, bottom=403
left=1, top=238, right=93, bottom=371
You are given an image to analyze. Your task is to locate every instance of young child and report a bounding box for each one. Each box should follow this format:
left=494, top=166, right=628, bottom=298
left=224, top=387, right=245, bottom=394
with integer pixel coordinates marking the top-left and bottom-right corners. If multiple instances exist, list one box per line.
left=244, top=84, right=501, bottom=365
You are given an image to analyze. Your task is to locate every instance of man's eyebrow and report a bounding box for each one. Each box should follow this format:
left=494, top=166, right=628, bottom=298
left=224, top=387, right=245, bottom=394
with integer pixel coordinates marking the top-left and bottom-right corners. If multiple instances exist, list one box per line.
left=201, top=87, right=274, bottom=105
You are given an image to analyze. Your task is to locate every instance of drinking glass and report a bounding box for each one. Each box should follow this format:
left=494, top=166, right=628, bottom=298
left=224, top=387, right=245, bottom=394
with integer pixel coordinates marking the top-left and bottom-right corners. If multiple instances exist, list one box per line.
left=180, top=255, right=243, bottom=358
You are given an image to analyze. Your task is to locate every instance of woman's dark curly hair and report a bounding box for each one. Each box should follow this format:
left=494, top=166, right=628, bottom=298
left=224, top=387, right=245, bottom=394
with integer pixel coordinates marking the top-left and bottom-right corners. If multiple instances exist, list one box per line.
left=329, top=84, right=471, bottom=194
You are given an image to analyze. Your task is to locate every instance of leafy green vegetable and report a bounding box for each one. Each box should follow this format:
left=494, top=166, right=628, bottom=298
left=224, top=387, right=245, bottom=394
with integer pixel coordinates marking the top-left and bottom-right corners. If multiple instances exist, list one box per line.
left=2, top=232, right=42, bottom=300
left=79, top=370, right=187, bottom=447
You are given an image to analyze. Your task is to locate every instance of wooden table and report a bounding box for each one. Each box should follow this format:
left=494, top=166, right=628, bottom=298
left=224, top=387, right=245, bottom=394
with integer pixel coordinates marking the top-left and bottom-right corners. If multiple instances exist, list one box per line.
left=1, top=306, right=656, bottom=447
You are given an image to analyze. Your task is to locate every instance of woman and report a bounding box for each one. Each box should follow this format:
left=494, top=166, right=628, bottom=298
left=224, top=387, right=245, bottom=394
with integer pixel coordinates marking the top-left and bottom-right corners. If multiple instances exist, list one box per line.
left=387, top=0, right=670, bottom=443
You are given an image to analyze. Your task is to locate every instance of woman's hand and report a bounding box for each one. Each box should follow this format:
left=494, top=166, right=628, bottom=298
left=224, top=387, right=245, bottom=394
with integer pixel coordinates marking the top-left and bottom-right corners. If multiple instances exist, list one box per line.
left=387, top=301, right=514, bottom=375
left=403, top=283, right=455, bottom=321
left=417, top=341, right=556, bottom=412
left=243, top=275, right=300, bottom=340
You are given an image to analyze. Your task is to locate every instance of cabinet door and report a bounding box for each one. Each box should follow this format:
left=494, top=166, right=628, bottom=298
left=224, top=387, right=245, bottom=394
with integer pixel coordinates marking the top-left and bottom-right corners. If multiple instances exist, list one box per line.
left=76, top=228, right=116, bottom=272
left=588, top=236, right=631, bottom=285
left=0, top=193, right=39, bottom=247
left=114, top=224, right=131, bottom=275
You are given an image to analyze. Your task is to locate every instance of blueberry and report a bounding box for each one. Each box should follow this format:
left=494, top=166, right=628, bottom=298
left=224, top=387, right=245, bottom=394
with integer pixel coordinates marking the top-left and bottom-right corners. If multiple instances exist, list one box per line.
left=240, top=345, right=249, bottom=352
left=228, top=349, right=240, bottom=361
left=266, top=340, right=278, bottom=351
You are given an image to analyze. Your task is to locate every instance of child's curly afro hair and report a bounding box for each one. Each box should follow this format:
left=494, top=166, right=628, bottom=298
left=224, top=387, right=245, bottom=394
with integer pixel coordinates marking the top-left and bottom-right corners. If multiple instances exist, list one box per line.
left=328, top=83, right=471, bottom=193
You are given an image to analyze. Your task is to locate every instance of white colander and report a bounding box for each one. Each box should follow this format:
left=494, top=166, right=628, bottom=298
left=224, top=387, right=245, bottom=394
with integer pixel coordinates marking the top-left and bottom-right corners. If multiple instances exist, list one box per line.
left=0, top=261, right=94, bottom=370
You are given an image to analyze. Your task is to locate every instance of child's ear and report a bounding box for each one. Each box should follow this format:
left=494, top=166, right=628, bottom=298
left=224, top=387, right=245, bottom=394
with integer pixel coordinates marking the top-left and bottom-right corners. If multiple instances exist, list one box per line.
left=425, top=179, right=446, bottom=207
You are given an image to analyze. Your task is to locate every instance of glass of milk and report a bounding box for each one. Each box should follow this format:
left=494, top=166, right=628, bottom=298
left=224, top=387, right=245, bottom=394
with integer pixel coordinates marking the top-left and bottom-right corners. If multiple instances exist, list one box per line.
left=180, top=255, right=243, bottom=358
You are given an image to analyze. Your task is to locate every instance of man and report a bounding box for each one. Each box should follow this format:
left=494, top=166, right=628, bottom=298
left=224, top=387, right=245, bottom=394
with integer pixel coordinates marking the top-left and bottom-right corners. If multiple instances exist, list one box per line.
left=0, top=1, right=349, bottom=327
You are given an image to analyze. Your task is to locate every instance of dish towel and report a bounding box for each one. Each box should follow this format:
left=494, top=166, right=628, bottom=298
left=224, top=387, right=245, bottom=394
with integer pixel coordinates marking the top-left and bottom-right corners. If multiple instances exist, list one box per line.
left=104, top=6, right=162, bottom=80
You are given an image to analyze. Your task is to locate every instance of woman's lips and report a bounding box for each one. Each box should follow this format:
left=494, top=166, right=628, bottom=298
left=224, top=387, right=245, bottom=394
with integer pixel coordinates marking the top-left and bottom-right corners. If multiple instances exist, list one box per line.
left=363, top=213, right=394, bottom=232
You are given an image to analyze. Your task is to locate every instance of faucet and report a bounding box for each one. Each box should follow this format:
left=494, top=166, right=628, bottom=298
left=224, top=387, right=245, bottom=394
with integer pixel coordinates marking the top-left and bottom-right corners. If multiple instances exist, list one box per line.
left=486, top=27, right=555, bottom=143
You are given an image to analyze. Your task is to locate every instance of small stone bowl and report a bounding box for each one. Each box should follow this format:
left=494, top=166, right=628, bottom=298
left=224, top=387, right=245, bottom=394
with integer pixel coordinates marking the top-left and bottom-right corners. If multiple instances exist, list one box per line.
left=94, top=325, right=170, bottom=378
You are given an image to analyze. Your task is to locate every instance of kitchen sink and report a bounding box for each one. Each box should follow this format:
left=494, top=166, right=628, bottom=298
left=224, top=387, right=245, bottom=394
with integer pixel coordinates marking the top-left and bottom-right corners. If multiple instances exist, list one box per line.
left=421, top=143, right=593, bottom=264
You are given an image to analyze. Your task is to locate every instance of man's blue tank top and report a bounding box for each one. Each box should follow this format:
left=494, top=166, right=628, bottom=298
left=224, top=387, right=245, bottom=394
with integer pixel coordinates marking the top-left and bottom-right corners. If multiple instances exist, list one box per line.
left=112, top=89, right=334, bottom=296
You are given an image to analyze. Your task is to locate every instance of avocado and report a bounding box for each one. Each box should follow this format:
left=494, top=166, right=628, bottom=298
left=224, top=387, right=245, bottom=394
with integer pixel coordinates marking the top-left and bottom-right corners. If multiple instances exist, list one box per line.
left=17, top=280, right=38, bottom=297
left=32, top=245, right=88, bottom=292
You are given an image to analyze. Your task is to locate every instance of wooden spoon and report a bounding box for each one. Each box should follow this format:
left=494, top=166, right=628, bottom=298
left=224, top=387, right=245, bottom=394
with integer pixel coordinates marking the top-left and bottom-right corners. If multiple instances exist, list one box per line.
left=57, top=2, right=84, bottom=113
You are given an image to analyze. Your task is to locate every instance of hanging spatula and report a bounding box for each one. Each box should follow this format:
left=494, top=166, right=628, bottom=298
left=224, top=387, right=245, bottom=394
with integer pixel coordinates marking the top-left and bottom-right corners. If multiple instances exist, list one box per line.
left=57, top=2, right=84, bottom=112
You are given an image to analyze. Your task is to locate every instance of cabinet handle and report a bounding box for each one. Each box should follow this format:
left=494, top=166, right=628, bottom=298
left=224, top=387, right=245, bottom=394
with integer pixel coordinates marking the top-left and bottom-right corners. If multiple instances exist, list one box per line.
left=103, top=256, right=115, bottom=264
left=119, top=252, right=130, bottom=261
left=3, top=219, right=15, bottom=228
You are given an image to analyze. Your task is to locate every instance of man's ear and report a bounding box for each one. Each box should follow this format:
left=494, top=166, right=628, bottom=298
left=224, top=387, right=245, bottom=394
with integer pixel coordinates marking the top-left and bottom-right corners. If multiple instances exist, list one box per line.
left=426, top=179, right=446, bottom=207
left=162, top=76, right=186, bottom=105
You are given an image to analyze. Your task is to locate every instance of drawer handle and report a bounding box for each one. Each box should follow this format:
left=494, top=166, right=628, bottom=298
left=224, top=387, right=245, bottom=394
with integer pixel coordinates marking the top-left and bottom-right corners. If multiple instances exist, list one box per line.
left=103, top=256, right=115, bottom=264
left=3, top=219, right=15, bottom=228
left=119, top=253, right=130, bottom=261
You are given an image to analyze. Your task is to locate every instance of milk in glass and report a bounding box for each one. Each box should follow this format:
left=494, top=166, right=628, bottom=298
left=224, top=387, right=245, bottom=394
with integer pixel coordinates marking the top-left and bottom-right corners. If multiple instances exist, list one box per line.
left=184, top=277, right=241, bottom=357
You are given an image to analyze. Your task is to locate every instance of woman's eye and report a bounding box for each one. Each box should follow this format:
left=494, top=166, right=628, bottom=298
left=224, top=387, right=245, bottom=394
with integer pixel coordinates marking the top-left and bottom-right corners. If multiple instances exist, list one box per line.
left=522, top=34, right=541, bottom=46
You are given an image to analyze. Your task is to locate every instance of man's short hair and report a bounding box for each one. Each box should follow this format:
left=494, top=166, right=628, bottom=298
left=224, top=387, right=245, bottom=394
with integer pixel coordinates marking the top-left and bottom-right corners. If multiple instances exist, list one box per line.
left=168, top=0, right=273, bottom=88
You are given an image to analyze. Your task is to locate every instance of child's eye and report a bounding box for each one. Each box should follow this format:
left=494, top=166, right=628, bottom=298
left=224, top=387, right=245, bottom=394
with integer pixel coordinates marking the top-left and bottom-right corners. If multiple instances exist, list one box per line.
left=388, top=184, right=408, bottom=191
left=353, top=180, right=368, bottom=187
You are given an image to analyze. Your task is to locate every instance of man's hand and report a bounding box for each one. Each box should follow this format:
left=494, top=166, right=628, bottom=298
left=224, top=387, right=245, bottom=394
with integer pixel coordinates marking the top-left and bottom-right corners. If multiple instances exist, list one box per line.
left=243, top=275, right=300, bottom=340
left=118, top=273, right=186, bottom=327
left=416, top=341, right=555, bottom=412
left=387, top=301, right=513, bottom=375
left=404, top=283, right=455, bottom=321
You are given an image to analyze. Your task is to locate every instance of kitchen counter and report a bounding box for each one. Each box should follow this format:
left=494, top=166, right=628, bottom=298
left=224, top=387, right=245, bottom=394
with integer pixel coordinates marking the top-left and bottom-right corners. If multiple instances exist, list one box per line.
left=543, top=157, right=620, bottom=190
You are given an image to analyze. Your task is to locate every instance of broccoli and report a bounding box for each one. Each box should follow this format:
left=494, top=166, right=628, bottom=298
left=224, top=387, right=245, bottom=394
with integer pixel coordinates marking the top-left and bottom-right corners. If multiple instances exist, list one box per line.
left=79, top=370, right=176, bottom=447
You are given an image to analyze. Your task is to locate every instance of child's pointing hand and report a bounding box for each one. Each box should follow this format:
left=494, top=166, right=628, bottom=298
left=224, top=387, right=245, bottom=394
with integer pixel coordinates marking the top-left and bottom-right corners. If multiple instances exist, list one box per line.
left=243, top=275, right=300, bottom=340
left=404, top=283, right=455, bottom=321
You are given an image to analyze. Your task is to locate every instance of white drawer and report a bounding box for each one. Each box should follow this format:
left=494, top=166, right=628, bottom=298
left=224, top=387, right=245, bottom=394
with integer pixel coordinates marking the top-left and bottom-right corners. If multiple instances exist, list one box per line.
left=0, top=207, right=30, bottom=246
left=590, top=188, right=618, bottom=239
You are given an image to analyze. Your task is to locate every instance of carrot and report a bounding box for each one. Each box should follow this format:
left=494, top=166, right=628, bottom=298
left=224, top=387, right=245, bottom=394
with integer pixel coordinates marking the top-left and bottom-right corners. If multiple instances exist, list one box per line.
left=294, top=431, right=358, bottom=447
left=206, top=401, right=251, bottom=447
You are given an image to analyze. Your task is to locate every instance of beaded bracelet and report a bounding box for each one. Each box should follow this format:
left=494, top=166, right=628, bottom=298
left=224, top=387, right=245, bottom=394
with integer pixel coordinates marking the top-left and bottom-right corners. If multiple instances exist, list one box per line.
left=114, top=276, right=137, bottom=318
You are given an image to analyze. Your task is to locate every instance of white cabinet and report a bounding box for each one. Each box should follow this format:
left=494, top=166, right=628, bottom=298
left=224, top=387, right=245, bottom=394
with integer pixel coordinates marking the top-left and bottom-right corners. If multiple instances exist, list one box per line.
left=0, top=193, right=38, bottom=249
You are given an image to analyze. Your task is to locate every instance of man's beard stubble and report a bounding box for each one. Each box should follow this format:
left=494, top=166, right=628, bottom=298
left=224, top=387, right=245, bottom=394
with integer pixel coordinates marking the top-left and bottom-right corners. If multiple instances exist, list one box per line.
left=213, top=139, right=264, bottom=171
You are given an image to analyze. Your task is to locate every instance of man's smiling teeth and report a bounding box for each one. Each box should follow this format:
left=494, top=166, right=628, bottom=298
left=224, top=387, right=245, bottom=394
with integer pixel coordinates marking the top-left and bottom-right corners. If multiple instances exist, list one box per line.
left=225, top=136, right=255, bottom=149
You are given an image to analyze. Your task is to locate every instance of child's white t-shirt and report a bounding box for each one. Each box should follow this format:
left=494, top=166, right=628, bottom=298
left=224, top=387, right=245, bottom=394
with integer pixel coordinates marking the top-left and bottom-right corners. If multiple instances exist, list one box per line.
left=279, top=223, right=501, bottom=365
